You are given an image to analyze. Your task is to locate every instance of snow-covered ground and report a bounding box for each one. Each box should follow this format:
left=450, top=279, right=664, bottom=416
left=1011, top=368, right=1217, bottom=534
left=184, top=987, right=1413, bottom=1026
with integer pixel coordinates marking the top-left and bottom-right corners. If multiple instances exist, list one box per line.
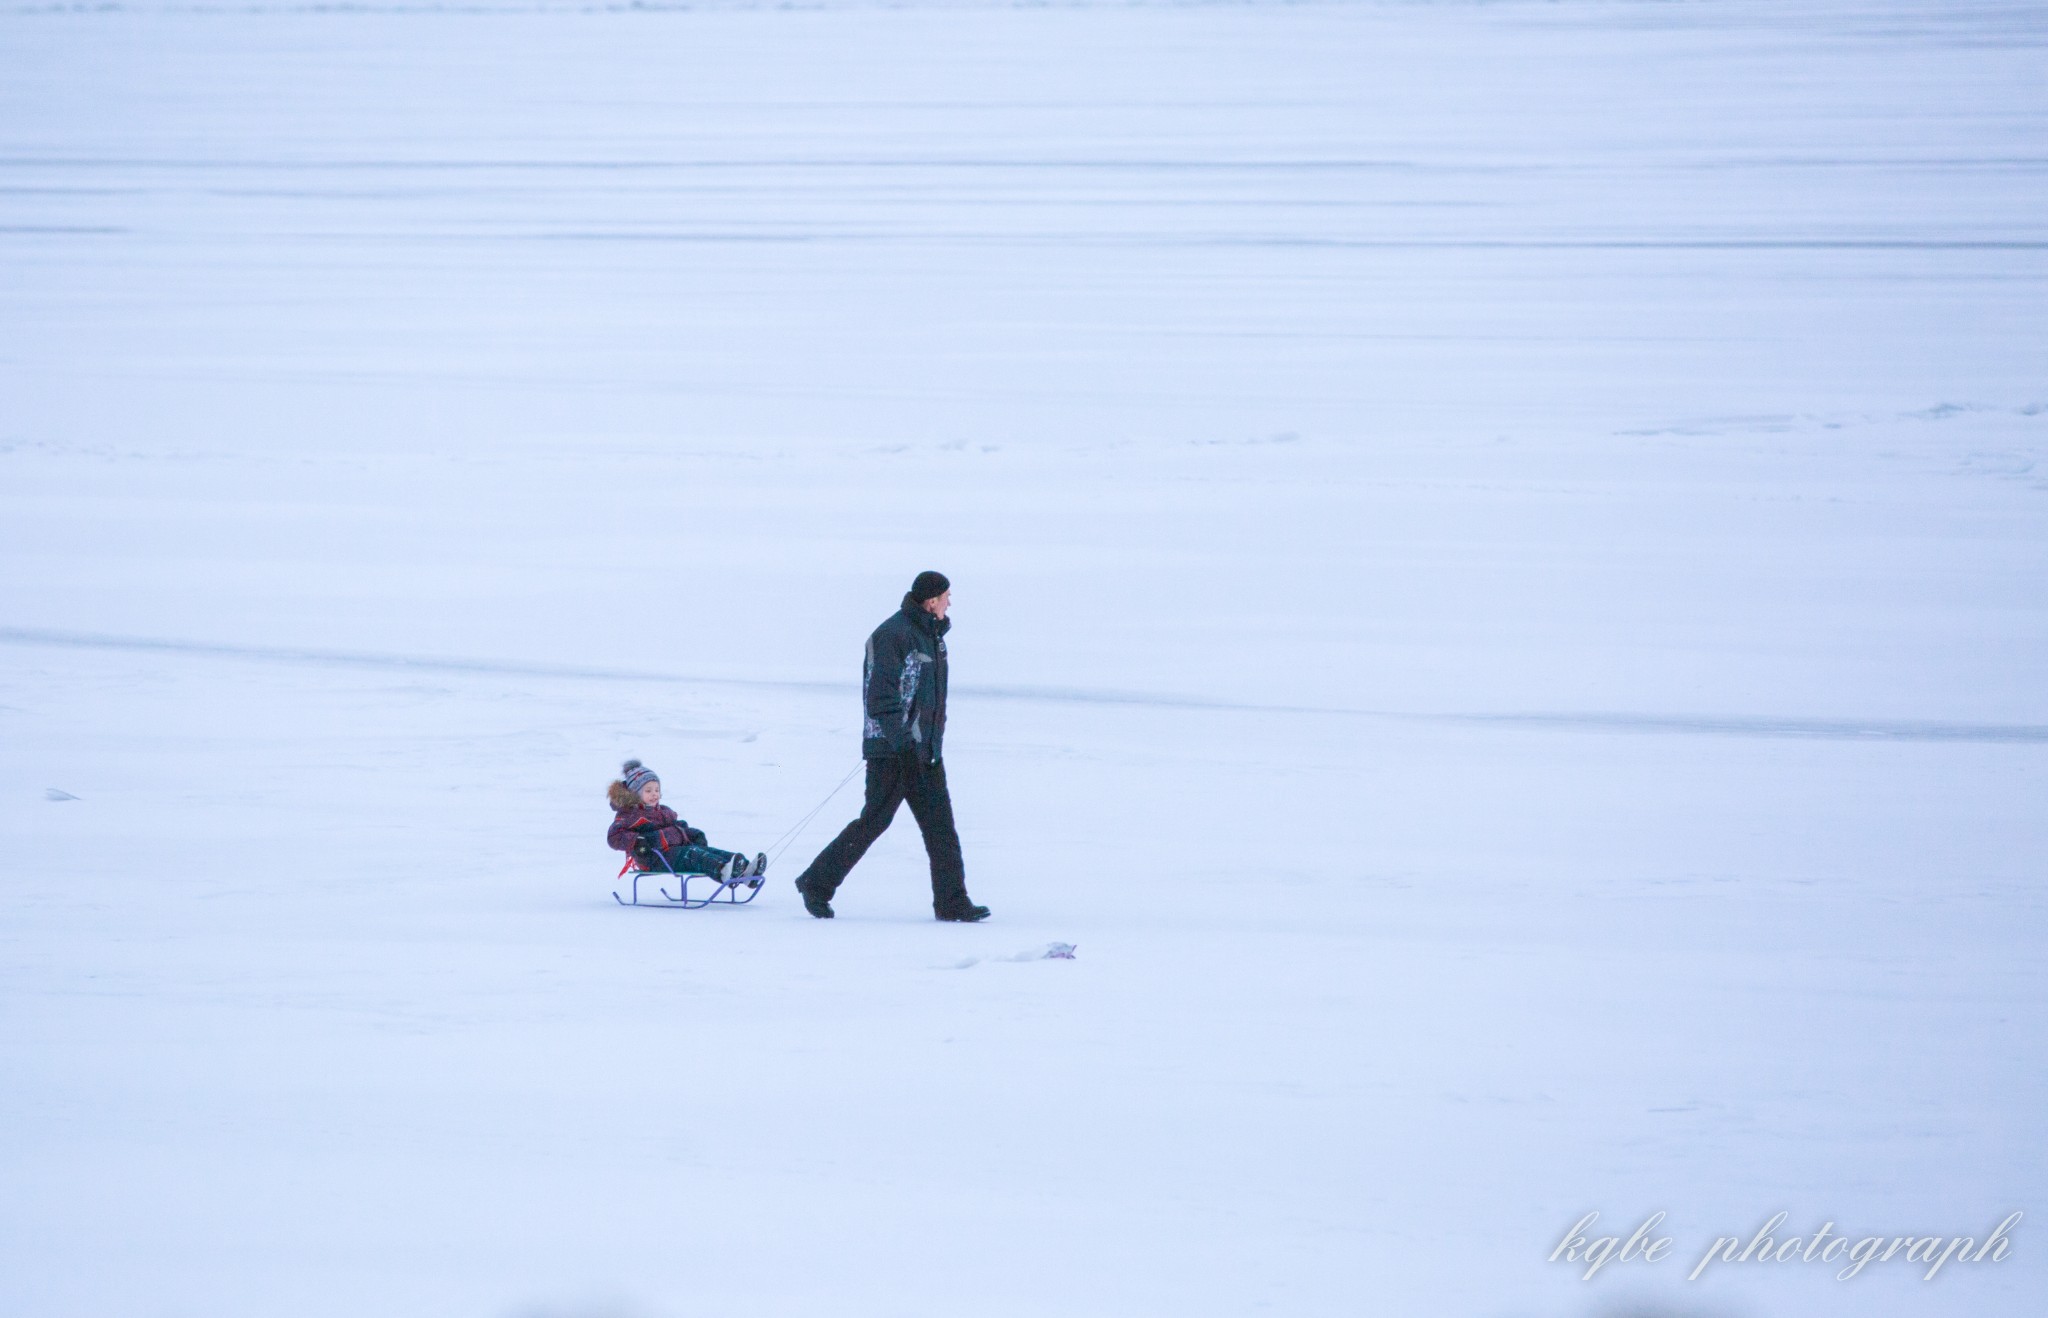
left=2, top=2, right=2044, bottom=1315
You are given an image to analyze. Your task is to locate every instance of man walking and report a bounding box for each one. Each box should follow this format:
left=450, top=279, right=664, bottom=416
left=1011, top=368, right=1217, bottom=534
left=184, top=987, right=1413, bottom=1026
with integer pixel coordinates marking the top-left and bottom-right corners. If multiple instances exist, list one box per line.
left=793, top=571, right=990, bottom=922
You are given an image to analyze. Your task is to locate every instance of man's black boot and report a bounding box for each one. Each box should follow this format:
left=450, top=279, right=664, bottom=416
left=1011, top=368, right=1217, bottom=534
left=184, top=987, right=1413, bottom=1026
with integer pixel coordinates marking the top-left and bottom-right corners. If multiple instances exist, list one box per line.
left=936, top=903, right=990, bottom=923
left=795, top=878, right=835, bottom=919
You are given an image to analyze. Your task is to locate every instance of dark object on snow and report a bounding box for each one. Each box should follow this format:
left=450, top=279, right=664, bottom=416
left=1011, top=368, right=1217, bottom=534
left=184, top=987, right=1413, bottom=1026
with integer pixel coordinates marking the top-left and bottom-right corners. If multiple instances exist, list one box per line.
left=794, top=876, right=835, bottom=919
left=862, top=601, right=950, bottom=763
left=937, top=904, right=991, bottom=923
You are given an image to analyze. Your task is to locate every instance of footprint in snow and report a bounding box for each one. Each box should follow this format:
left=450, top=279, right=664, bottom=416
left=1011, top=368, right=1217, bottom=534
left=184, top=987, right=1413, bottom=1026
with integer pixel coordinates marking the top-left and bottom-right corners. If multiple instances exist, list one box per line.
left=944, top=943, right=1076, bottom=970
left=45, top=788, right=80, bottom=802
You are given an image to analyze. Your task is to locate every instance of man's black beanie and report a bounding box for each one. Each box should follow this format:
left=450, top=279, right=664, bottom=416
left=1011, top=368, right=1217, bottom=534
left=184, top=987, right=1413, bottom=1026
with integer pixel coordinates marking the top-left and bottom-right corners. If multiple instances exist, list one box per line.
left=908, top=570, right=951, bottom=604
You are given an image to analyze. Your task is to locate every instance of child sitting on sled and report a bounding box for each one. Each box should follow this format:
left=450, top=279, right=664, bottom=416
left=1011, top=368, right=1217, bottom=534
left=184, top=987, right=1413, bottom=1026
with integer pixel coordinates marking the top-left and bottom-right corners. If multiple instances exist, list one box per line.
left=607, top=759, right=767, bottom=887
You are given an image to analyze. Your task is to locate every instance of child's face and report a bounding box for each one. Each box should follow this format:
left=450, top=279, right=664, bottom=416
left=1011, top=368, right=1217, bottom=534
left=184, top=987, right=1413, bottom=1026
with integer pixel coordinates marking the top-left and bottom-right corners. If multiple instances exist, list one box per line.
left=638, top=780, right=661, bottom=806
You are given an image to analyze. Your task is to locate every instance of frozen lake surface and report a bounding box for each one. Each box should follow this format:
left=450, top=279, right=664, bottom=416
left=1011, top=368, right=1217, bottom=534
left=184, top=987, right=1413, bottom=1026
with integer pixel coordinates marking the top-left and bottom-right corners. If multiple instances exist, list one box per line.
left=2, top=2, right=2044, bottom=1315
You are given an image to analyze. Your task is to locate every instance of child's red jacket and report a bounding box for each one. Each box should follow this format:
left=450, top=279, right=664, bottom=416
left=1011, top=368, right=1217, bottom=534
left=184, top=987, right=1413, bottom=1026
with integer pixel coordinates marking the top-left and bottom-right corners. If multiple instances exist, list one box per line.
left=608, top=803, right=701, bottom=857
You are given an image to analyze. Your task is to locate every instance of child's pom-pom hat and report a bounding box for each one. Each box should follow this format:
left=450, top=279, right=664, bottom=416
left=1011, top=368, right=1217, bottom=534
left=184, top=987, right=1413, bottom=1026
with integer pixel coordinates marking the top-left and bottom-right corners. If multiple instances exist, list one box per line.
left=621, top=759, right=659, bottom=793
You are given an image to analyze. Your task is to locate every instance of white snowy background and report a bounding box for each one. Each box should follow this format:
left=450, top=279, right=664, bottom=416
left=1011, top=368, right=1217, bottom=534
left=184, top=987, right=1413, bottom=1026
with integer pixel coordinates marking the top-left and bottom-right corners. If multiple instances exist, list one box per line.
left=2, top=1, right=2043, bottom=1315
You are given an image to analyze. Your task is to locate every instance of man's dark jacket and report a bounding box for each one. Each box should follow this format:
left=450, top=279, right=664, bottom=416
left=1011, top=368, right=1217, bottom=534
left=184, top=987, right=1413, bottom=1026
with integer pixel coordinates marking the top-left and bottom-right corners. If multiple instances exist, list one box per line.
left=862, top=600, right=950, bottom=762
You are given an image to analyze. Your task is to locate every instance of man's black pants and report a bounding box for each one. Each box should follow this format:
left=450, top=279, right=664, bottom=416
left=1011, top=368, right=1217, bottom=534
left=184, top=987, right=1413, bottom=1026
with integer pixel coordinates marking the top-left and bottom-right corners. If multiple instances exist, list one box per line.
left=796, top=753, right=969, bottom=913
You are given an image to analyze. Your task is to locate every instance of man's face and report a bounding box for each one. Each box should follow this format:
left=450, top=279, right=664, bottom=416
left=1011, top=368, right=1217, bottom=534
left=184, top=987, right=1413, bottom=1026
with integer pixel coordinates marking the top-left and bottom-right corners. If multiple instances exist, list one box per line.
left=638, top=781, right=662, bottom=807
left=923, top=589, right=951, bottom=620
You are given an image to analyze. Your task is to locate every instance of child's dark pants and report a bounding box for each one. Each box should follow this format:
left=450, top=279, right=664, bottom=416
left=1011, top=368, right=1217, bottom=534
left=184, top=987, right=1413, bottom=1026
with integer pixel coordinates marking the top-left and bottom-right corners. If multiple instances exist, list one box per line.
left=653, top=843, right=737, bottom=876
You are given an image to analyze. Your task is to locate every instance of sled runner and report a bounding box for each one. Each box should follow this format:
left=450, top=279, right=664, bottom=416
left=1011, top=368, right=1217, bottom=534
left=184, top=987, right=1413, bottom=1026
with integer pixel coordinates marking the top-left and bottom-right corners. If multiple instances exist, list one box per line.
left=612, top=849, right=766, bottom=910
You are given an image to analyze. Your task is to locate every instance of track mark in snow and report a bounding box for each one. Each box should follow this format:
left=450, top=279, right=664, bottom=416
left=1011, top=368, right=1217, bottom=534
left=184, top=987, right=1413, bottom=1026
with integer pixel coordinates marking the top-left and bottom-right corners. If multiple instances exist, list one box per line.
left=6, top=627, right=2044, bottom=745
left=0, top=625, right=838, bottom=693
left=943, top=943, right=1077, bottom=970
left=1447, top=712, right=2048, bottom=744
